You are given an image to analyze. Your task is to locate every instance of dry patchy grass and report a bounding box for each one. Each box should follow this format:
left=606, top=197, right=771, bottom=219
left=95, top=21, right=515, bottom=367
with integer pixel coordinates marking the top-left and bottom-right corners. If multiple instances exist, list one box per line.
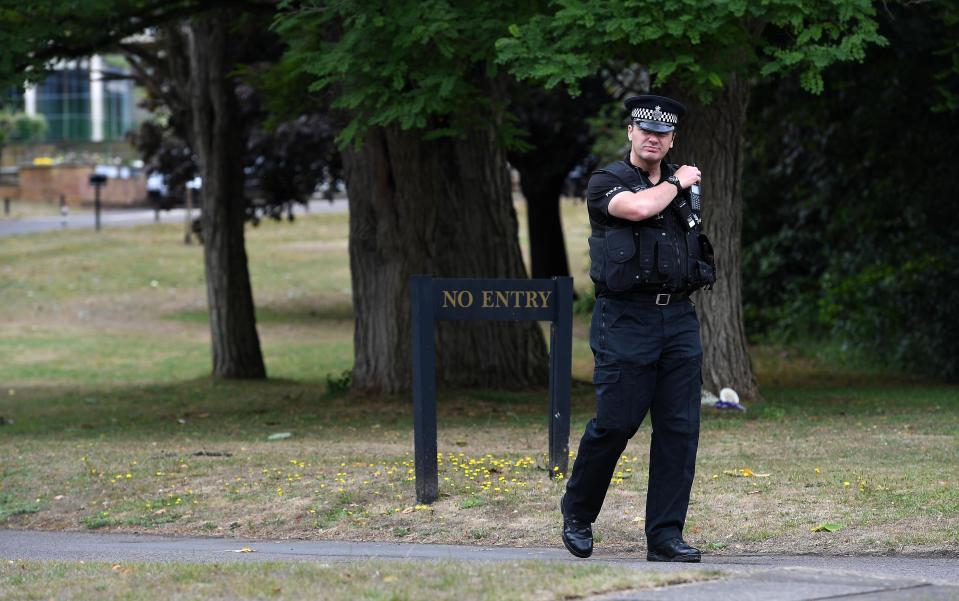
left=0, top=207, right=956, bottom=558
left=1, top=381, right=956, bottom=556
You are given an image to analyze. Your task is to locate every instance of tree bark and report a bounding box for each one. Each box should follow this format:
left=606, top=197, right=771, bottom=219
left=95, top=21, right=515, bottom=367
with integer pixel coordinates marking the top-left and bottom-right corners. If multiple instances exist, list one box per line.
left=508, top=80, right=609, bottom=280
left=343, top=123, right=550, bottom=393
left=186, top=15, right=266, bottom=379
left=667, top=76, right=758, bottom=400
left=518, top=169, right=572, bottom=279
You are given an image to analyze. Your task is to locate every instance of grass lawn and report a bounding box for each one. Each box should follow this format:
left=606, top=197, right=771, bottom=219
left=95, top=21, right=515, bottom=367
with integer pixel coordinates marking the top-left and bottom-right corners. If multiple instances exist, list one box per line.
left=0, top=559, right=717, bottom=601
left=0, top=201, right=957, bottom=559
left=0, top=198, right=94, bottom=220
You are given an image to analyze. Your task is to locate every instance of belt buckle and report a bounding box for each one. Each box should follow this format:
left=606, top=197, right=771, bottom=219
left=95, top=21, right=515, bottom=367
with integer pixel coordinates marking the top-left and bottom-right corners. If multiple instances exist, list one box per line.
left=655, top=293, right=671, bottom=306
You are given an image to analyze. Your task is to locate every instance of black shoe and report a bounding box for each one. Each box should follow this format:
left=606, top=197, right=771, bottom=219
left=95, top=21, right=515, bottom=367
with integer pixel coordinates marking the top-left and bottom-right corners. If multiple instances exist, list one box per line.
left=646, top=537, right=701, bottom=562
left=560, top=495, right=593, bottom=558
left=562, top=515, right=593, bottom=558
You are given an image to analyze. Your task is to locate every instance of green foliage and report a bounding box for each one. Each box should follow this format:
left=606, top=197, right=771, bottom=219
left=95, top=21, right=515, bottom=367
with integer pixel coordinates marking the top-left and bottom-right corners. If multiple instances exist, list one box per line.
left=325, top=369, right=352, bottom=395
left=496, top=0, right=886, bottom=99
left=0, top=1, right=200, bottom=88
left=931, top=2, right=959, bottom=112
left=0, top=110, right=46, bottom=144
left=0, top=495, right=40, bottom=523
left=81, top=511, right=119, bottom=529
left=742, top=2, right=959, bottom=379
left=815, top=256, right=959, bottom=377
left=274, top=0, right=532, bottom=145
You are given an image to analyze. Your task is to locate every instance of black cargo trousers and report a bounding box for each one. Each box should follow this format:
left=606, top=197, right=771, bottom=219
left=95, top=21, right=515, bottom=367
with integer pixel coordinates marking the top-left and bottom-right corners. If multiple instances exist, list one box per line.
left=563, top=294, right=702, bottom=547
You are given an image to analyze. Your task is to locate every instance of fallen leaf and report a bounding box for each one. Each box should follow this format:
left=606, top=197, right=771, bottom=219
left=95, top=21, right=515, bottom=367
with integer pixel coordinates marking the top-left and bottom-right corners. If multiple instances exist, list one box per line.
left=230, top=546, right=256, bottom=553
left=54, top=495, right=65, bottom=500
left=811, top=522, right=843, bottom=533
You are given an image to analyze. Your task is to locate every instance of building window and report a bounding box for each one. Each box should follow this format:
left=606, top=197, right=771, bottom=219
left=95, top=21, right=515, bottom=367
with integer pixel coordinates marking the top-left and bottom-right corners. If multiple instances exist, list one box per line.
left=103, top=79, right=132, bottom=141
left=35, top=69, right=91, bottom=142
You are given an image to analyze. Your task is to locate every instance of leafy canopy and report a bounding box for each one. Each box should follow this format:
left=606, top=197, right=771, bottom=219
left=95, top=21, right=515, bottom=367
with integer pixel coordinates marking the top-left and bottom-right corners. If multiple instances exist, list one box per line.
left=274, top=0, right=536, bottom=145
left=495, top=0, right=887, bottom=99
left=0, top=1, right=203, bottom=88
left=0, top=111, right=47, bottom=145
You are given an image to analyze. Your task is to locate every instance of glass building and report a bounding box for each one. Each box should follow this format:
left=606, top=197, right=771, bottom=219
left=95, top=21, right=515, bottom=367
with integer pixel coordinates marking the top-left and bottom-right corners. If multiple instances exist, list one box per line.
left=23, top=55, right=137, bottom=143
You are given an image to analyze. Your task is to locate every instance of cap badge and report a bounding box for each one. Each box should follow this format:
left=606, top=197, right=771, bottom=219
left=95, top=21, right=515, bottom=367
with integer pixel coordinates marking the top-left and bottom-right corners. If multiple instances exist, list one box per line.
left=652, top=106, right=663, bottom=121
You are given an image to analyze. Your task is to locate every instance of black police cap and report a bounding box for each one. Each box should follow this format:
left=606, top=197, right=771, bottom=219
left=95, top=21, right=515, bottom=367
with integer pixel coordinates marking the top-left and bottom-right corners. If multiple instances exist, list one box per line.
left=624, top=95, right=686, bottom=133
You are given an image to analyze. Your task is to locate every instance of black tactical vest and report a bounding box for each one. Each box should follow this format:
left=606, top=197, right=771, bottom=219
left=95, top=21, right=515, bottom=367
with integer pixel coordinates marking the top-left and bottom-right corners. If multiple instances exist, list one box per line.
left=588, top=160, right=716, bottom=295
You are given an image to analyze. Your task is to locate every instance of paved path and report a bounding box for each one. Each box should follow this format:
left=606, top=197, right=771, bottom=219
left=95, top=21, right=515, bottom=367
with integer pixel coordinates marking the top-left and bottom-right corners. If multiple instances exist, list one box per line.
left=0, top=198, right=348, bottom=237
left=1, top=530, right=955, bottom=600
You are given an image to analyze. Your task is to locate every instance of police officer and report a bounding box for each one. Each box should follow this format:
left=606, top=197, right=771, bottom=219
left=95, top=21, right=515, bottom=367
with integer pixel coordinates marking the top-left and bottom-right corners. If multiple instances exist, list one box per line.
left=560, top=95, right=715, bottom=562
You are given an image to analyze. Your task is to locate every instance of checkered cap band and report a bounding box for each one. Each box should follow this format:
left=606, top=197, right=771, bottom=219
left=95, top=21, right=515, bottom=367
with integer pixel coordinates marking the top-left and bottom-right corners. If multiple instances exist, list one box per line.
left=630, top=106, right=678, bottom=124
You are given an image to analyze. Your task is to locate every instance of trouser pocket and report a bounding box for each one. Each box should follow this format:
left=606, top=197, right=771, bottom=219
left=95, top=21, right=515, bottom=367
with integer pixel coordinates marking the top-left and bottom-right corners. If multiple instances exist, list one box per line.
left=593, top=364, right=655, bottom=432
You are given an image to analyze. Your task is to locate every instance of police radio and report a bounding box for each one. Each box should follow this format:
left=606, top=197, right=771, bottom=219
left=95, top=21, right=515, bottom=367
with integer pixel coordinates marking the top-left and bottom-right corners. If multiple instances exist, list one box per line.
left=672, top=164, right=702, bottom=231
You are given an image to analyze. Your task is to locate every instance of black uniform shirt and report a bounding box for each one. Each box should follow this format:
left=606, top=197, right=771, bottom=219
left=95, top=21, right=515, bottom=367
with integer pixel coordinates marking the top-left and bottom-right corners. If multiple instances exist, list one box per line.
left=586, top=159, right=675, bottom=226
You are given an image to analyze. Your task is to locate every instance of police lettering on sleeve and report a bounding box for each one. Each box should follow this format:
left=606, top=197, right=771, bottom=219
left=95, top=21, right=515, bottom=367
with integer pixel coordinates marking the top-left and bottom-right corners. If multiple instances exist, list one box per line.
left=587, top=170, right=629, bottom=221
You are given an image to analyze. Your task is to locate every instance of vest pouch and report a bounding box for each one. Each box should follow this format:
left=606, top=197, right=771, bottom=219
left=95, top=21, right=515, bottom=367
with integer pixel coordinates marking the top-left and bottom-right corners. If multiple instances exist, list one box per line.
left=588, top=235, right=605, bottom=283
left=605, top=228, right=638, bottom=291
left=691, top=260, right=716, bottom=287
left=689, top=233, right=717, bottom=288
left=637, top=228, right=668, bottom=284
left=698, top=233, right=715, bottom=264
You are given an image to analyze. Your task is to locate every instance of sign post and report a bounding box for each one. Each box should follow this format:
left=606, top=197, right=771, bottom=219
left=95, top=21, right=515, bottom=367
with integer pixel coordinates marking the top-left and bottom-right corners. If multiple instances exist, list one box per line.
left=410, top=276, right=573, bottom=504
left=89, top=173, right=107, bottom=231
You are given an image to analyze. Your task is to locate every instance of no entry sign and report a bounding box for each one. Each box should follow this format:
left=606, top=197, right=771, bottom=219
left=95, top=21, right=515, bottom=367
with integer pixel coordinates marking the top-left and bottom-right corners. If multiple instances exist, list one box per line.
left=410, top=276, right=573, bottom=504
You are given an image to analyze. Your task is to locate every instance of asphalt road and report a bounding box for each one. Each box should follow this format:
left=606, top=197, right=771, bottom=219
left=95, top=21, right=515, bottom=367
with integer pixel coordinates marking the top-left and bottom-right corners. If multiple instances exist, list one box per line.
left=0, top=529, right=956, bottom=600
left=0, top=198, right=348, bottom=238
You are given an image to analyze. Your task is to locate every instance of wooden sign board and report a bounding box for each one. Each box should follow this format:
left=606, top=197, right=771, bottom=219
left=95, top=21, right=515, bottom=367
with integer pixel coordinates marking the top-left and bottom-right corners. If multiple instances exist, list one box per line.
left=410, top=276, right=573, bottom=504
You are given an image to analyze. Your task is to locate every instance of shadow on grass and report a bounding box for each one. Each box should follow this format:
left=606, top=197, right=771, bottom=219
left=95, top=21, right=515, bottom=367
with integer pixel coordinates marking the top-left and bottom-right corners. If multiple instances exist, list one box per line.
left=0, top=378, right=377, bottom=441
left=2, top=371, right=956, bottom=445
left=166, top=302, right=354, bottom=325
left=0, top=377, right=594, bottom=442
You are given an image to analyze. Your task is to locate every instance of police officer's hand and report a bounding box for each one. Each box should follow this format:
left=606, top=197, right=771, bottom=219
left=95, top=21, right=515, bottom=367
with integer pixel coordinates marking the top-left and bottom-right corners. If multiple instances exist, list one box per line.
left=674, top=165, right=701, bottom=189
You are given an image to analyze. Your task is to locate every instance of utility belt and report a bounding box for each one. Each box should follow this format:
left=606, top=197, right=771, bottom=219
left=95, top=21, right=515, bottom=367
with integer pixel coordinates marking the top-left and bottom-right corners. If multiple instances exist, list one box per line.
left=597, top=289, right=691, bottom=305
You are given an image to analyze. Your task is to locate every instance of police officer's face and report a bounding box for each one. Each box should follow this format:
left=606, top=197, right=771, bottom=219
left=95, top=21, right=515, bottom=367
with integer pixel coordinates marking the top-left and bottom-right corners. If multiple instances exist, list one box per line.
left=629, top=125, right=674, bottom=163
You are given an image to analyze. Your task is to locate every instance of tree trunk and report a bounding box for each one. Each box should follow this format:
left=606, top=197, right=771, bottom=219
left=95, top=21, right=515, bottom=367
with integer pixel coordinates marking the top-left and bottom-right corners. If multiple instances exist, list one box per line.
left=186, top=16, right=266, bottom=379
left=344, top=124, right=549, bottom=393
left=518, top=170, right=572, bottom=279
left=667, top=76, right=758, bottom=400
left=507, top=80, right=610, bottom=281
